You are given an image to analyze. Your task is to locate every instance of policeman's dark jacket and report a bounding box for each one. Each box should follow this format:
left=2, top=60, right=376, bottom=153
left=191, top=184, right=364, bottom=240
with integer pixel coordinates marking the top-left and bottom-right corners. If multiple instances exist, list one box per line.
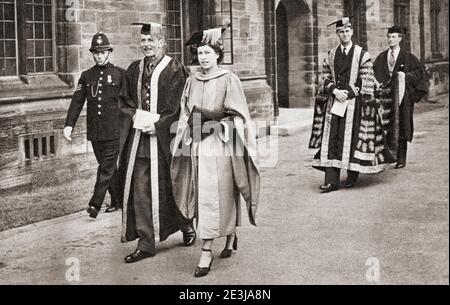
left=65, top=62, right=126, bottom=141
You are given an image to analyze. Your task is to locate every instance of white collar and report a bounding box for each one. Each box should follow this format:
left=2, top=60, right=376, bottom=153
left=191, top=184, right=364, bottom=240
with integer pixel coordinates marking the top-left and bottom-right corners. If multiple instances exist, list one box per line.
left=388, top=46, right=401, bottom=56
left=341, top=42, right=353, bottom=54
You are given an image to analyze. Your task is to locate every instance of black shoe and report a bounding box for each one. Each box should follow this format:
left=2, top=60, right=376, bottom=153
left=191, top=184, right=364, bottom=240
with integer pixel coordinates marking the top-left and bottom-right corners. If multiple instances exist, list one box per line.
left=194, top=249, right=213, bottom=278
left=320, top=184, right=339, bottom=193
left=220, top=234, right=238, bottom=259
left=344, top=177, right=358, bottom=188
left=395, top=163, right=406, bottom=169
left=87, top=206, right=100, bottom=218
left=182, top=229, right=197, bottom=247
left=105, top=206, right=120, bottom=213
left=124, top=249, right=155, bottom=263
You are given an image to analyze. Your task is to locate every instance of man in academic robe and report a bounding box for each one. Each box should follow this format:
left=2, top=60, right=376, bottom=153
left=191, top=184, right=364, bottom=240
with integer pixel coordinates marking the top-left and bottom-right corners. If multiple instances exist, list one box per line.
left=309, top=17, right=393, bottom=193
left=373, top=26, right=428, bottom=169
left=118, top=22, right=195, bottom=263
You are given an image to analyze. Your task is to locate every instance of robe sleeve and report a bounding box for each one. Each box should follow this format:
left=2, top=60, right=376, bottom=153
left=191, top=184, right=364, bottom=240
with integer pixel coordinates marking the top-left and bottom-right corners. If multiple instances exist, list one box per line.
left=119, top=64, right=137, bottom=120
left=321, top=55, right=336, bottom=95
left=223, top=73, right=251, bottom=121
left=223, top=73, right=260, bottom=226
left=154, top=60, right=188, bottom=135
left=404, top=53, right=428, bottom=102
left=404, top=53, right=423, bottom=87
left=372, top=54, right=385, bottom=85
left=358, top=52, right=375, bottom=97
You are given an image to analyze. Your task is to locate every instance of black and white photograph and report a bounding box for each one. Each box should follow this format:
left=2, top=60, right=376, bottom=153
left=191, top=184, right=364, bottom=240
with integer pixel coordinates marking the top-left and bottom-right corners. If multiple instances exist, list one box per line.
left=0, top=0, right=448, bottom=287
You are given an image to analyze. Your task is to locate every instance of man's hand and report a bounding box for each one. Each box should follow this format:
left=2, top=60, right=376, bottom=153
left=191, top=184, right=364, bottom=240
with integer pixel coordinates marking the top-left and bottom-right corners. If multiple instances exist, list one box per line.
left=333, top=89, right=349, bottom=103
left=142, top=123, right=156, bottom=135
left=63, top=126, right=73, bottom=142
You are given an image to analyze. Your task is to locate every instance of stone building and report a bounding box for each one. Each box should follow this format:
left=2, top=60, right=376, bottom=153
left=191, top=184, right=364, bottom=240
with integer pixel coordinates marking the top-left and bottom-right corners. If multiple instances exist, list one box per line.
left=0, top=0, right=448, bottom=191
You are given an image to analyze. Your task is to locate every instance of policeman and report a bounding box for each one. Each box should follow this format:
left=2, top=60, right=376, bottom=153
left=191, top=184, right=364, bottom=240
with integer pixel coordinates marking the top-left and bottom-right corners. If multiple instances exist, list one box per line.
left=63, top=32, right=125, bottom=218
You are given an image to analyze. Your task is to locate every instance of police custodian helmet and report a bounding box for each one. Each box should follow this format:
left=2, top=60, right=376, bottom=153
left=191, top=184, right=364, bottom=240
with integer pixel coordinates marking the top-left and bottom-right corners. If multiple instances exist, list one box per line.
left=89, top=32, right=113, bottom=52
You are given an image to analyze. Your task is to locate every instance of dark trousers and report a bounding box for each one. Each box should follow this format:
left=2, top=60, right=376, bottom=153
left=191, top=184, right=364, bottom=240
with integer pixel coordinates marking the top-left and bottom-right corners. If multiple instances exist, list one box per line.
left=397, top=139, right=408, bottom=164
left=132, top=157, right=156, bottom=254
left=325, top=167, right=359, bottom=187
left=89, top=139, right=121, bottom=209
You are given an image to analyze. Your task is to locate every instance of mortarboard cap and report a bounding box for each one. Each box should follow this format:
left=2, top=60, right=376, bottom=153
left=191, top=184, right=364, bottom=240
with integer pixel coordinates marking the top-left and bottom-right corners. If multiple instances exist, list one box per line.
left=185, top=22, right=231, bottom=47
left=327, top=16, right=353, bottom=31
left=387, top=26, right=405, bottom=35
left=132, top=22, right=164, bottom=36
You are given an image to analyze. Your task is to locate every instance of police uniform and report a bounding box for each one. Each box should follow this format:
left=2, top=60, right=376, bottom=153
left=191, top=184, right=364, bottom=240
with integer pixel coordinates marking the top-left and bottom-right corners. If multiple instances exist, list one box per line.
left=65, top=33, right=125, bottom=214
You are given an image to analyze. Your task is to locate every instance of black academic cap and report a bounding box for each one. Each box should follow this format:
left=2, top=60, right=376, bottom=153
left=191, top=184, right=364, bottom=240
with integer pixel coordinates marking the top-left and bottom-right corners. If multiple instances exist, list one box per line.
left=185, top=22, right=231, bottom=46
left=387, top=26, right=405, bottom=35
left=131, top=22, right=164, bottom=35
left=327, top=16, right=353, bottom=31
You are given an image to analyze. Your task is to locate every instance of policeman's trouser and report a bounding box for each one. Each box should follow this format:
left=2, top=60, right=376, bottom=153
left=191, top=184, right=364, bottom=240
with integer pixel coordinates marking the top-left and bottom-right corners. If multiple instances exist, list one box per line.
left=89, top=139, right=121, bottom=209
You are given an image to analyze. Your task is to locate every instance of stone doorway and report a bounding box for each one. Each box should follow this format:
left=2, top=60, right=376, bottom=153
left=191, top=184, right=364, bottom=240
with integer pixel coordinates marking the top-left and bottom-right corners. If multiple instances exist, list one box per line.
left=275, top=0, right=315, bottom=108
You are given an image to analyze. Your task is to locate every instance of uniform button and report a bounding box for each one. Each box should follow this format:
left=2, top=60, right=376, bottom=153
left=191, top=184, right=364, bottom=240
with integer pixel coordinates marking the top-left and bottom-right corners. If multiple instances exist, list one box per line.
left=100, top=71, right=104, bottom=75
left=146, top=100, right=150, bottom=104
left=98, top=105, right=101, bottom=108
left=146, top=93, right=150, bottom=97
left=98, top=111, right=101, bottom=115
left=99, top=83, right=102, bottom=87
left=99, top=77, right=103, bottom=80
left=98, top=97, right=102, bottom=101
left=99, top=90, right=102, bottom=94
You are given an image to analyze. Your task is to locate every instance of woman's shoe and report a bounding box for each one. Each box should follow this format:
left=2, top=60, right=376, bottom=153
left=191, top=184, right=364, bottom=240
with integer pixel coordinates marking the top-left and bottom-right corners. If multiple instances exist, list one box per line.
left=194, top=249, right=213, bottom=278
left=219, top=234, right=238, bottom=259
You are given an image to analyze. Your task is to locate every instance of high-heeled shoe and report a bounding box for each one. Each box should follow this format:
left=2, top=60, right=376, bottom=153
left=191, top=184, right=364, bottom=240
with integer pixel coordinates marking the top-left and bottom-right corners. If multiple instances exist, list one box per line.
left=194, top=248, right=213, bottom=278
left=219, top=234, right=238, bottom=259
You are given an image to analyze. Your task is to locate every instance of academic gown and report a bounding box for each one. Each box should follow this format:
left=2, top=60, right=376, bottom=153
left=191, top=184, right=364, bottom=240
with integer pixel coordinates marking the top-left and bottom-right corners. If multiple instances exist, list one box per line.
left=309, top=45, right=394, bottom=174
left=373, top=49, right=428, bottom=153
left=171, top=69, right=260, bottom=239
left=118, top=56, right=189, bottom=246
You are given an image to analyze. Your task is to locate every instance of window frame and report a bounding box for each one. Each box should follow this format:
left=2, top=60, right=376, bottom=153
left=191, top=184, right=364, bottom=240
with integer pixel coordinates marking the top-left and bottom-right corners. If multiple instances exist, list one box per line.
left=0, top=0, right=72, bottom=104
left=430, top=0, right=442, bottom=59
left=166, top=0, right=234, bottom=66
left=0, top=0, right=57, bottom=79
left=394, top=0, right=411, bottom=52
left=344, top=0, right=367, bottom=50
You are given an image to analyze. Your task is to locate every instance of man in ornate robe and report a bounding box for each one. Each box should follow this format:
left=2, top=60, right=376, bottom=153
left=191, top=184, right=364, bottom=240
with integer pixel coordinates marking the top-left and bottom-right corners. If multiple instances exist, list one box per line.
left=309, top=17, right=393, bottom=193
left=118, top=22, right=193, bottom=263
left=373, top=26, right=428, bottom=169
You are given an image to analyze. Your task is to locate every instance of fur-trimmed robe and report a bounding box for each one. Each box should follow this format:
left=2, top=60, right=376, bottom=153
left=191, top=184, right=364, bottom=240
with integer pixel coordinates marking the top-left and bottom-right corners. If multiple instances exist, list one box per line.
left=309, top=44, right=395, bottom=173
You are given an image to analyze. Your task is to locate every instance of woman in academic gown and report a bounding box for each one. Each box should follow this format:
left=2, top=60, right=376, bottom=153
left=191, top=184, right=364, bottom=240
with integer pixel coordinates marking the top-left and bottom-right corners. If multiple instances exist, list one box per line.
left=171, top=28, right=260, bottom=277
